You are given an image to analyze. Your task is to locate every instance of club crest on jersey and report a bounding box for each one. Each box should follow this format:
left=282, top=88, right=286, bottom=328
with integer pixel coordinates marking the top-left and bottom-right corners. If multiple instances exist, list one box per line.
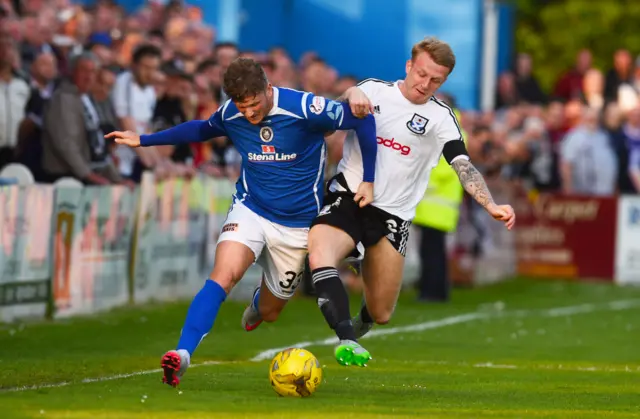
left=260, top=126, right=274, bottom=142
left=406, top=113, right=429, bottom=134
left=310, top=96, right=326, bottom=115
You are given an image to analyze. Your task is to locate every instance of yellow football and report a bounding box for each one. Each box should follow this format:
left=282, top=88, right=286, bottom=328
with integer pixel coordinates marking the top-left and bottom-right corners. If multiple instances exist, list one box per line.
left=269, top=348, right=323, bottom=397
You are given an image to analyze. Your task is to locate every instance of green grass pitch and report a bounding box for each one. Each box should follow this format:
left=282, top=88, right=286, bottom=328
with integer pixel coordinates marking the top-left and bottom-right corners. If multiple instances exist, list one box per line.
left=1, top=279, right=640, bottom=418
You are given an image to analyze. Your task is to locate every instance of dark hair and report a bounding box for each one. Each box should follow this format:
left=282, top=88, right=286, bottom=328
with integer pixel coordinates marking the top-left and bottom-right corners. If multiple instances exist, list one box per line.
left=196, top=58, right=218, bottom=73
left=306, top=57, right=326, bottom=67
left=215, top=42, right=238, bottom=52
left=132, top=44, right=162, bottom=64
left=222, top=57, right=268, bottom=102
left=473, top=125, right=491, bottom=136
left=102, top=64, right=121, bottom=75
left=148, top=29, right=164, bottom=39
left=259, top=58, right=275, bottom=72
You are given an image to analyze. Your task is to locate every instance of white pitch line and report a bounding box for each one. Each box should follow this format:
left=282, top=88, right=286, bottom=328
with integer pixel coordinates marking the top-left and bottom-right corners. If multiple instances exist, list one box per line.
left=506, top=299, right=640, bottom=318
left=4, top=298, right=640, bottom=393
left=389, top=359, right=640, bottom=373
left=249, top=312, right=485, bottom=362
left=3, top=361, right=226, bottom=393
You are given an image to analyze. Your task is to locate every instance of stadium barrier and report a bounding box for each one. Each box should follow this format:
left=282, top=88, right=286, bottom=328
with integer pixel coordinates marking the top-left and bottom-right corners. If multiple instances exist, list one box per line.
left=1, top=177, right=639, bottom=322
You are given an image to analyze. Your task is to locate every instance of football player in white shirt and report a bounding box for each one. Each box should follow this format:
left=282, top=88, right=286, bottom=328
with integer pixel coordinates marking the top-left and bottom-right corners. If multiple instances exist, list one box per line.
left=307, top=37, right=516, bottom=367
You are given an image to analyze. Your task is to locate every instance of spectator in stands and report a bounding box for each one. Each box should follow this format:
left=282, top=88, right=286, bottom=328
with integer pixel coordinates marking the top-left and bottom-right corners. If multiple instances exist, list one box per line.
left=559, top=106, right=618, bottom=196
left=582, top=69, right=605, bottom=113
left=195, top=58, right=221, bottom=97
left=214, top=42, right=238, bottom=101
left=85, top=32, right=115, bottom=67
left=269, top=49, right=297, bottom=88
left=0, top=33, right=30, bottom=170
left=300, top=57, right=329, bottom=95
left=41, top=51, right=122, bottom=185
left=604, top=49, right=633, bottom=106
left=189, top=72, right=219, bottom=168
left=563, top=98, right=584, bottom=130
left=19, top=13, right=57, bottom=72
left=14, top=50, right=58, bottom=178
left=620, top=105, right=640, bottom=193
left=214, top=42, right=239, bottom=72
left=494, top=71, right=519, bottom=110
left=602, top=103, right=628, bottom=193
left=112, top=44, right=167, bottom=181
left=90, top=65, right=120, bottom=136
left=514, top=53, right=546, bottom=105
left=151, top=62, right=194, bottom=165
left=332, top=74, right=358, bottom=98
left=554, top=49, right=592, bottom=101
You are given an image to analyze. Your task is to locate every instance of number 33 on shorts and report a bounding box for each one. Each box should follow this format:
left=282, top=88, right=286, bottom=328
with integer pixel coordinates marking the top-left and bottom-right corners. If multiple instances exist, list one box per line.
left=279, top=270, right=303, bottom=293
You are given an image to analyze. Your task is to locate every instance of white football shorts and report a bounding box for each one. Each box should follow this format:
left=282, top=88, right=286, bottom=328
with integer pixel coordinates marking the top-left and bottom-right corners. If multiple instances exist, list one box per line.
left=217, top=200, right=308, bottom=300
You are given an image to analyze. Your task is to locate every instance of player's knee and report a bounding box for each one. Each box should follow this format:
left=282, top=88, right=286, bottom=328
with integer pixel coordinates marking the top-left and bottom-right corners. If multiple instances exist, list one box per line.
left=308, top=230, right=341, bottom=269
left=308, top=244, right=343, bottom=270
left=369, top=307, right=394, bottom=325
left=209, top=269, right=242, bottom=293
left=374, top=315, right=391, bottom=325
left=307, top=250, right=329, bottom=271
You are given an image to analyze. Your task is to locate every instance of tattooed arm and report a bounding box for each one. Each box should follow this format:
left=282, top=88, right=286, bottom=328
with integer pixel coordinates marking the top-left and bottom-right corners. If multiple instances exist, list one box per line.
left=451, top=157, right=516, bottom=229
left=451, top=158, right=495, bottom=209
left=438, top=105, right=515, bottom=229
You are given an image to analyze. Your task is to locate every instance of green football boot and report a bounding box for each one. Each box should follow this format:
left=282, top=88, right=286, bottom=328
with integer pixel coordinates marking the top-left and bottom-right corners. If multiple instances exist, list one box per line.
left=334, top=339, right=371, bottom=367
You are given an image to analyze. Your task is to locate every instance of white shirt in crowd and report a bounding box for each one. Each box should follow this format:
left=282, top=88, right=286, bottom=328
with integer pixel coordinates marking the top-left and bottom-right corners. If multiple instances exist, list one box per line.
left=332, top=79, right=467, bottom=221
left=560, top=126, right=618, bottom=196
left=111, top=71, right=156, bottom=176
left=0, top=77, right=30, bottom=149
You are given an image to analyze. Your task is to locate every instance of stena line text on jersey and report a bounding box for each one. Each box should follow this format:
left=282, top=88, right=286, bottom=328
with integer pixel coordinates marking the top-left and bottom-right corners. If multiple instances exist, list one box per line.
left=247, top=152, right=298, bottom=162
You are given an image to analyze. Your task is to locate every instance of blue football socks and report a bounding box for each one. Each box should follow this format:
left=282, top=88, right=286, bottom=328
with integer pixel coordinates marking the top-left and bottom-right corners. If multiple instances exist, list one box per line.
left=177, top=279, right=227, bottom=355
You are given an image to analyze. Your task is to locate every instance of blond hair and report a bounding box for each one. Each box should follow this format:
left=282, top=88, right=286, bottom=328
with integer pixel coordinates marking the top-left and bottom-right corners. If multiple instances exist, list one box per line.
left=411, top=37, right=456, bottom=73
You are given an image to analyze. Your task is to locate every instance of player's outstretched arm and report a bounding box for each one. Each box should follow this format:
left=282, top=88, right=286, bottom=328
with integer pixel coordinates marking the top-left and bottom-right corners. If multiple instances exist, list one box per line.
left=105, top=120, right=225, bottom=148
left=451, top=158, right=516, bottom=230
left=338, top=104, right=377, bottom=207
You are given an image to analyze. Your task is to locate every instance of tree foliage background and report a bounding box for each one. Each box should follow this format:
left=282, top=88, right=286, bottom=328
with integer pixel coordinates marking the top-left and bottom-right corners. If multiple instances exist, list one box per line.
left=510, top=0, right=640, bottom=92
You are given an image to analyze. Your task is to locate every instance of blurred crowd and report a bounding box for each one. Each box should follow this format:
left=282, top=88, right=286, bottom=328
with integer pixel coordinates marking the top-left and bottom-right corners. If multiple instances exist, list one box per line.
left=0, top=0, right=638, bottom=195
left=0, top=0, right=357, bottom=186
left=470, top=50, right=640, bottom=196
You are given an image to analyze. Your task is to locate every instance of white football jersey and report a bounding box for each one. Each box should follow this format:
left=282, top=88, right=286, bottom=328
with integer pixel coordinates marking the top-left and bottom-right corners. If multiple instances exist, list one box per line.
left=331, top=79, right=468, bottom=221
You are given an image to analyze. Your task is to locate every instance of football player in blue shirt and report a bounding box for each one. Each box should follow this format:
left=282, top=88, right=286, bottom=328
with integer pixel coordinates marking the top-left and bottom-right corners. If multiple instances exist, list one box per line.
left=106, top=57, right=377, bottom=387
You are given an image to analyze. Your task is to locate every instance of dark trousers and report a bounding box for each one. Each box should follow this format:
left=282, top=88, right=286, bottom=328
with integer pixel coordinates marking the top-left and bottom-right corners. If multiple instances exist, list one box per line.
left=0, top=147, right=14, bottom=171
left=418, top=225, right=450, bottom=302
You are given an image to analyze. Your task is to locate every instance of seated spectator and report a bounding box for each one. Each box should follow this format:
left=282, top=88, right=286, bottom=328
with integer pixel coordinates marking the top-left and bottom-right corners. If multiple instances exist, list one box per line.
left=91, top=65, right=120, bottom=135
left=41, top=51, right=123, bottom=185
